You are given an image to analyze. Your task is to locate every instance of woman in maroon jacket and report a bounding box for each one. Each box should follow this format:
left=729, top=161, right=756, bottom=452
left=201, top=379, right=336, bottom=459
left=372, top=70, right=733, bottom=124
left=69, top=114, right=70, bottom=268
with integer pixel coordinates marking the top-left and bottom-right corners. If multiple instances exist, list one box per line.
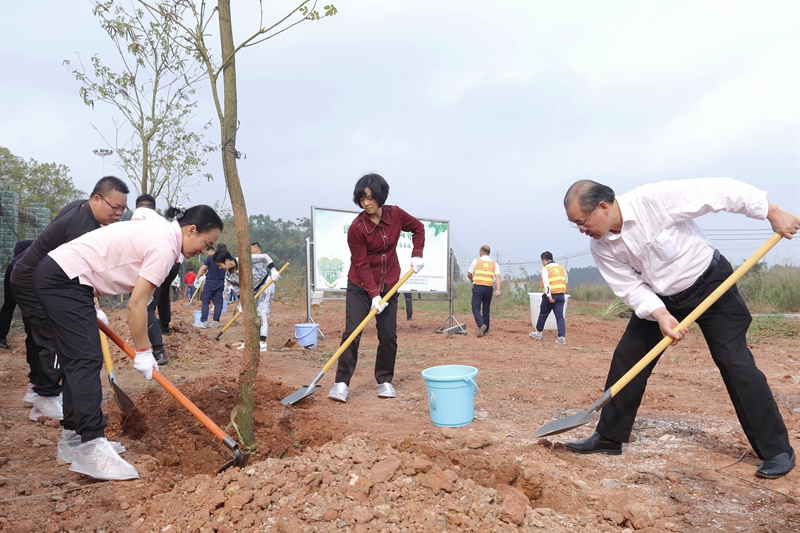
left=329, top=173, right=425, bottom=403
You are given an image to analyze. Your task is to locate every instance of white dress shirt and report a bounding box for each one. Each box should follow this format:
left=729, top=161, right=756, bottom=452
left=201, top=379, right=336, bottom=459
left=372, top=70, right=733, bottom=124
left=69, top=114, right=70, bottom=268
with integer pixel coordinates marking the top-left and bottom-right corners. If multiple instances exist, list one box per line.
left=590, top=178, right=768, bottom=320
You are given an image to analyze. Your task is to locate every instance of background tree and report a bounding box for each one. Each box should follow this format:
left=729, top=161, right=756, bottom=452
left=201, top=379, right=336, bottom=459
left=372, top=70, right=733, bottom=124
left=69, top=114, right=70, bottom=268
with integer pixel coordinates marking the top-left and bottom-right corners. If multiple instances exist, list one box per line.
left=0, top=146, right=86, bottom=215
left=64, top=0, right=214, bottom=207
left=140, top=0, right=336, bottom=449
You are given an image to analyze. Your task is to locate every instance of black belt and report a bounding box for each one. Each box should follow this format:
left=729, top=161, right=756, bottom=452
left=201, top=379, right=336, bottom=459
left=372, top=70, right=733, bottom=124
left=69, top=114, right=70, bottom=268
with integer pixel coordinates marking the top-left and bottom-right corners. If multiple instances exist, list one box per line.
left=667, top=249, right=721, bottom=302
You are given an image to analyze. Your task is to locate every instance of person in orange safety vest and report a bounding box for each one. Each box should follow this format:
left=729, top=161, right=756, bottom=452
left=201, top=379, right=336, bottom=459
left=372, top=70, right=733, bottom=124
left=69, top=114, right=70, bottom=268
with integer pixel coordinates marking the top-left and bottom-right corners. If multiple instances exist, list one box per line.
left=530, top=251, right=568, bottom=344
left=467, top=245, right=501, bottom=338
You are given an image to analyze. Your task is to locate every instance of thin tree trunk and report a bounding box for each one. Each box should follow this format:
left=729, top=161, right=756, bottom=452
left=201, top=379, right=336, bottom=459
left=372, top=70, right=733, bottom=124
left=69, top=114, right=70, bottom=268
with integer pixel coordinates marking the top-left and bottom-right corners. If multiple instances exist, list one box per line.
left=218, top=0, right=259, bottom=448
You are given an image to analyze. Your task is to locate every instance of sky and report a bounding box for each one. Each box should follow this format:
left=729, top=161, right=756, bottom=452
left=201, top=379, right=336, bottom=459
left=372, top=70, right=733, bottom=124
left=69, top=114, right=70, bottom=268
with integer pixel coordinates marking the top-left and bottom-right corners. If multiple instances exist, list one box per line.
left=1, top=0, right=798, bottom=276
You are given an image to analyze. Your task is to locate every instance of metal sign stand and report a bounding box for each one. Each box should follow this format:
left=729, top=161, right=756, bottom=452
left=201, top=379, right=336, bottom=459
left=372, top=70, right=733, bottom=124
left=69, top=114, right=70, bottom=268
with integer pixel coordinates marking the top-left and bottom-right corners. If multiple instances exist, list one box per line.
left=436, top=248, right=466, bottom=335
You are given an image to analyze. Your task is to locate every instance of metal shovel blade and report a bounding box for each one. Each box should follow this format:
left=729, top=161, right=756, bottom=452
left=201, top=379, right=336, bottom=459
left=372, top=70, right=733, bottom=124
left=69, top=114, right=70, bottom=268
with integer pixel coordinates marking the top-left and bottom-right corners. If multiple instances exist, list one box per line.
left=281, top=384, right=321, bottom=405
left=217, top=442, right=250, bottom=473
left=533, top=393, right=608, bottom=438
left=107, top=371, right=135, bottom=414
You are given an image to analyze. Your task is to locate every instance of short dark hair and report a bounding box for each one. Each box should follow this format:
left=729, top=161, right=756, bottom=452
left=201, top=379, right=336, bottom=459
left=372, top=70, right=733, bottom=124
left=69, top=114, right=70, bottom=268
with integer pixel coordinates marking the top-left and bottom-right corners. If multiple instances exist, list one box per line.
left=91, top=176, right=130, bottom=197
left=213, top=249, right=234, bottom=264
left=165, top=205, right=224, bottom=235
left=480, top=245, right=490, bottom=255
left=135, top=194, right=156, bottom=209
left=352, top=173, right=390, bottom=208
left=541, top=251, right=553, bottom=261
left=564, top=180, right=615, bottom=214
left=250, top=242, right=261, bottom=251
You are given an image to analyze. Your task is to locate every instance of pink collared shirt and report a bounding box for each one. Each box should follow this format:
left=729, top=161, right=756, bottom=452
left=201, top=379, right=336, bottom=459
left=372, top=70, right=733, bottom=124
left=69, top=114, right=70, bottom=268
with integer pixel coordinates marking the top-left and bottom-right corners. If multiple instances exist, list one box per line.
left=48, top=220, right=183, bottom=296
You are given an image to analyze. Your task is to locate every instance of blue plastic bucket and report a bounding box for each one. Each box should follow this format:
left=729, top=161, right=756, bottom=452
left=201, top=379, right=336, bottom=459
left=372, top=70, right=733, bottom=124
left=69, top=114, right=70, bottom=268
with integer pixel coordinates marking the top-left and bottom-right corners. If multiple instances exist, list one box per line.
left=421, top=365, right=480, bottom=427
left=294, top=324, right=319, bottom=348
left=193, top=310, right=203, bottom=326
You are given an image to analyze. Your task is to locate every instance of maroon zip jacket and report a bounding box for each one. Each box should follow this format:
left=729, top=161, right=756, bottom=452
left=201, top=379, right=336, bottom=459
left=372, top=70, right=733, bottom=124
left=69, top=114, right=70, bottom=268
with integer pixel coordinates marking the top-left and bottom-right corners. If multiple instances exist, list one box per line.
left=347, top=205, right=425, bottom=299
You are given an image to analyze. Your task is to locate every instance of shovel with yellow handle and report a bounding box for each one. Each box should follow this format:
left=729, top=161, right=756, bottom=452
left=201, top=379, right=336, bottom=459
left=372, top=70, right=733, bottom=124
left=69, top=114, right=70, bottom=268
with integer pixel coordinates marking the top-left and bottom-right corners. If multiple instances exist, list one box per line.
left=533, top=233, right=783, bottom=438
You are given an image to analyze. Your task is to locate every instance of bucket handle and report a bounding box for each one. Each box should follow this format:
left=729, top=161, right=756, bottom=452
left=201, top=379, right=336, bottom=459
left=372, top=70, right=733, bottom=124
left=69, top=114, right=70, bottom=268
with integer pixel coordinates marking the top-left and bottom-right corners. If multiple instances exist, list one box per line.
left=294, top=325, right=317, bottom=340
left=466, top=377, right=479, bottom=396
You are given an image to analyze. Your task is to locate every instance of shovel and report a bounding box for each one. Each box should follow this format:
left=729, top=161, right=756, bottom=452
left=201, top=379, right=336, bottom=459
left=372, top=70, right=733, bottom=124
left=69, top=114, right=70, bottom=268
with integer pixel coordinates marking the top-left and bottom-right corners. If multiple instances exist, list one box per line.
left=97, top=319, right=249, bottom=472
left=282, top=268, right=414, bottom=405
left=185, top=276, right=204, bottom=307
left=533, top=233, right=783, bottom=438
left=215, top=262, right=290, bottom=341
left=100, top=330, right=135, bottom=413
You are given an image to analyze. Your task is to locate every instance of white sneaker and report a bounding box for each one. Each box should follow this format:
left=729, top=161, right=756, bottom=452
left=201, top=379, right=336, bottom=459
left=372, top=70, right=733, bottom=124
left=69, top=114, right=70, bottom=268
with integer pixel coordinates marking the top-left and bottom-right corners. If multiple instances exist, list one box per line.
left=327, top=382, right=348, bottom=403
left=529, top=331, right=543, bottom=340
left=57, top=430, right=125, bottom=464
left=31, top=395, right=63, bottom=420
left=556, top=337, right=566, bottom=345
left=377, top=382, right=396, bottom=398
left=209, top=321, right=219, bottom=329
left=22, top=383, right=37, bottom=404
left=194, top=321, right=208, bottom=329
left=69, top=438, right=139, bottom=480
left=260, top=341, right=267, bottom=352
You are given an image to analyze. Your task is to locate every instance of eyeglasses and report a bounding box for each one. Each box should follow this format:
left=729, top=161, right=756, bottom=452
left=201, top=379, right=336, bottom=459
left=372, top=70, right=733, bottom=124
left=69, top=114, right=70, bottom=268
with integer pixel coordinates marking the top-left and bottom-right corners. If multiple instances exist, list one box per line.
left=99, top=195, right=128, bottom=214
left=569, top=205, right=598, bottom=230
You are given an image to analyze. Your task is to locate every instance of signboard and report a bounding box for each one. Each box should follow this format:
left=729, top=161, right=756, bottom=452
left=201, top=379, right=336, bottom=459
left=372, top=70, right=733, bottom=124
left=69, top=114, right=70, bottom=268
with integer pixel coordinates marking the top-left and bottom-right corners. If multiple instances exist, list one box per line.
left=311, top=207, right=449, bottom=293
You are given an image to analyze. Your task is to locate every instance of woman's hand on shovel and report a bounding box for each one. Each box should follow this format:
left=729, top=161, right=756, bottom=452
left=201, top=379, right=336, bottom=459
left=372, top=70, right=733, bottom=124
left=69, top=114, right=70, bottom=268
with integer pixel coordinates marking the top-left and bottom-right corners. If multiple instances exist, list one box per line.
left=134, top=348, right=158, bottom=380
left=652, top=308, right=687, bottom=346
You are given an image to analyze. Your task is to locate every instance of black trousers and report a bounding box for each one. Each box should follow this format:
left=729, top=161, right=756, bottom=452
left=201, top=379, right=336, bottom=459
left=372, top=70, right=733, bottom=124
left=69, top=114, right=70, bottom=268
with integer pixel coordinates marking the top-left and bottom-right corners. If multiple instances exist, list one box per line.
left=10, top=281, right=64, bottom=397
left=0, top=264, right=17, bottom=339
left=147, top=285, right=165, bottom=353
left=403, top=292, right=413, bottom=319
left=597, top=254, right=790, bottom=460
left=335, top=281, right=398, bottom=386
left=157, top=262, right=181, bottom=328
left=471, top=284, right=494, bottom=333
left=33, top=256, right=106, bottom=441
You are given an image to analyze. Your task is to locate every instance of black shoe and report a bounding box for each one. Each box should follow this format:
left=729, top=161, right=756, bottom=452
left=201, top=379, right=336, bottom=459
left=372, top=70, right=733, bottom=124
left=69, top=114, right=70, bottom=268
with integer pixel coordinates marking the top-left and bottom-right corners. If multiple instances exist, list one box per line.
left=407, top=316, right=413, bottom=321
left=0, top=338, right=9, bottom=349
left=756, top=448, right=795, bottom=479
left=565, top=433, right=623, bottom=455
left=153, top=349, right=169, bottom=366
left=160, top=325, right=171, bottom=336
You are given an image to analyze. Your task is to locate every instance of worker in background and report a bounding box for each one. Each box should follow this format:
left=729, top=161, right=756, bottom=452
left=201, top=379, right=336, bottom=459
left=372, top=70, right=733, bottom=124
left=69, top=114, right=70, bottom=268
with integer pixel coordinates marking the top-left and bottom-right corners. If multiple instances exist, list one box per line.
left=195, top=243, right=228, bottom=328
left=184, top=268, right=197, bottom=300
left=530, top=251, right=568, bottom=344
left=467, top=245, right=501, bottom=338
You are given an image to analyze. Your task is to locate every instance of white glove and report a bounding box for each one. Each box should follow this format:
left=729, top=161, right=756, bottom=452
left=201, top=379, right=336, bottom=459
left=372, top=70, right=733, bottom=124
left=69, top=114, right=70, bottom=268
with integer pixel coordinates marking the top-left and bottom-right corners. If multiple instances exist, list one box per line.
left=133, top=349, right=158, bottom=380
left=96, top=308, right=109, bottom=326
left=371, top=296, right=387, bottom=314
left=411, top=257, right=425, bottom=274
left=194, top=275, right=205, bottom=288
left=270, top=267, right=281, bottom=282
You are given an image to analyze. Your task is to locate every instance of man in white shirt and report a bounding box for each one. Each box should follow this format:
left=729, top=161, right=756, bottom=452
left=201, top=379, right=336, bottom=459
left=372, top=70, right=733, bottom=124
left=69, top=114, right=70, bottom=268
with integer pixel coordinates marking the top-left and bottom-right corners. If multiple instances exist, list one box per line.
left=562, top=177, right=800, bottom=479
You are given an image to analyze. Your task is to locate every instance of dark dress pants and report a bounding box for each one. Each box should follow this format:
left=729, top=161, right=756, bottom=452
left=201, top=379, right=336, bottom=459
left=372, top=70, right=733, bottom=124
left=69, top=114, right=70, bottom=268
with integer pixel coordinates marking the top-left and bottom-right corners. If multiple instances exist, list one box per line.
left=536, top=293, right=566, bottom=337
left=0, top=264, right=16, bottom=339
left=33, top=256, right=106, bottom=440
left=596, top=254, right=790, bottom=460
left=201, top=279, right=224, bottom=322
left=335, top=281, right=398, bottom=386
left=10, top=282, right=64, bottom=397
left=157, top=262, right=180, bottom=328
left=147, top=285, right=165, bottom=353
left=471, top=284, right=493, bottom=333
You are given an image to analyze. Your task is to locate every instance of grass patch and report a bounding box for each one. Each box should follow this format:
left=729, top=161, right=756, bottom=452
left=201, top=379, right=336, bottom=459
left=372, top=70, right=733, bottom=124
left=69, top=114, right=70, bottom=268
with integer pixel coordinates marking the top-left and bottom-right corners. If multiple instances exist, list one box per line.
left=747, top=315, right=800, bottom=342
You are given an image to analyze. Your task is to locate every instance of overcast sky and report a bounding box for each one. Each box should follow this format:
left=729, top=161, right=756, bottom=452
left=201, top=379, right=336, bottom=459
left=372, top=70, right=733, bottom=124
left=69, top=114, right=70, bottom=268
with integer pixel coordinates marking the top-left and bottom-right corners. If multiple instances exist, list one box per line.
left=1, top=1, right=798, bottom=274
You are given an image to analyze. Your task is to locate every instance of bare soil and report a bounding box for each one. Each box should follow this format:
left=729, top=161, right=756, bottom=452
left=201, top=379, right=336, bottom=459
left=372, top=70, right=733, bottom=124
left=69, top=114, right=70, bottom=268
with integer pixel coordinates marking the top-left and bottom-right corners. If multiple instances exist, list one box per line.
left=0, top=297, right=798, bottom=532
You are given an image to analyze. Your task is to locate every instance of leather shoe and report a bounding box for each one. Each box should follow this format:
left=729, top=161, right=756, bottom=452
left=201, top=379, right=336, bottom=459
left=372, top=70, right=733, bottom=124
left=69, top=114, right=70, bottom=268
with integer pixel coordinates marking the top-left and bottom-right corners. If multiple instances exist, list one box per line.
left=566, top=432, right=622, bottom=455
left=756, top=448, right=795, bottom=479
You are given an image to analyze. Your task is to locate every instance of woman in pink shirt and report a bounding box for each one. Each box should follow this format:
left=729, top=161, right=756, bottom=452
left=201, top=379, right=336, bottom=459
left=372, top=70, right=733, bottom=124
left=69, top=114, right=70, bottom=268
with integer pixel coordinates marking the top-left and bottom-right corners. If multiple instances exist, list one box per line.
left=32, top=205, right=223, bottom=481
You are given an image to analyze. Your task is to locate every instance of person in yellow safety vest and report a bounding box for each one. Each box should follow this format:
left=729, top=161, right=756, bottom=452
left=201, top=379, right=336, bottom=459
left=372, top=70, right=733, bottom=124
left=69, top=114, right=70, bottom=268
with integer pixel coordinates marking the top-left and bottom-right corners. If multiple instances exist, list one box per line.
left=467, top=245, right=501, bottom=338
left=530, top=251, right=568, bottom=344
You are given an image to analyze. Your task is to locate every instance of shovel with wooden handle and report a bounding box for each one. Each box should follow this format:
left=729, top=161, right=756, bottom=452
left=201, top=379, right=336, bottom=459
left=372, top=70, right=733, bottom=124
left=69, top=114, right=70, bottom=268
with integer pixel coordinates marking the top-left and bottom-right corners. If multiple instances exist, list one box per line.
left=99, top=329, right=136, bottom=414
left=185, top=276, right=204, bottom=307
left=533, top=233, right=783, bottom=438
left=281, top=268, right=415, bottom=405
left=97, top=319, right=249, bottom=472
left=215, top=262, right=290, bottom=341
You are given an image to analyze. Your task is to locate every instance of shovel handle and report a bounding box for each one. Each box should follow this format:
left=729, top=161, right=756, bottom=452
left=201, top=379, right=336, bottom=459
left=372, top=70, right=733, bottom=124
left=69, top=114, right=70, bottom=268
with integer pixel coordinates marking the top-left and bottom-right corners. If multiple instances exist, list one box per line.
left=609, top=233, right=783, bottom=397
left=216, top=262, right=290, bottom=339
left=99, top=330, right=115, bottom=375
left=320, top=268, right=415, bottom=375
left=97, top=319, right=229, bottom=443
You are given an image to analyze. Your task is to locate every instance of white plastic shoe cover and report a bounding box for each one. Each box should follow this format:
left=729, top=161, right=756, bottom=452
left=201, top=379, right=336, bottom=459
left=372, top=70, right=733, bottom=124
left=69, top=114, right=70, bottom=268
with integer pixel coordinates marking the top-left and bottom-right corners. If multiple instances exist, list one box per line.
left=259, top=341, right=267, bottom=352
left=32, top=395, right=63, bottom=420
left=377, top=382, right=396, bottom=398
left=529, top=331, right=543, bottom=340
left=57, top=430, right=125, bottom=464
left=22, top=383, right=37, bottom=404
left=69, top=438, right=138, bottom=480
left=328, top=382, right=348, bottom=403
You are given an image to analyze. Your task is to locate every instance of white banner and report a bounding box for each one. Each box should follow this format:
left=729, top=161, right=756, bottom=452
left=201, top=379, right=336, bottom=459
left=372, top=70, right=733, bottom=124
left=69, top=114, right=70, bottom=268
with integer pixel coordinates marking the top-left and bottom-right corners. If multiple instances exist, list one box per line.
left=312, top=206, right=449, bottom=293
